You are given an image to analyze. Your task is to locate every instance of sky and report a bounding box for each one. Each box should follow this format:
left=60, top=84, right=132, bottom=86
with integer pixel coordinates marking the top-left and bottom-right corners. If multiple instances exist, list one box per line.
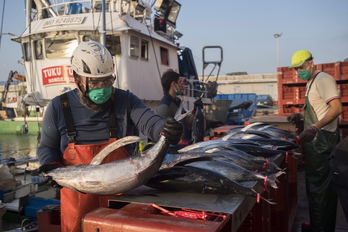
left=0, top=0, right=347, bottom=82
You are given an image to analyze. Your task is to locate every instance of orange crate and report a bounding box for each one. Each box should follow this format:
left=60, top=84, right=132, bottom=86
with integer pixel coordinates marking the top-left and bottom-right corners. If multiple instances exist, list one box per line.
left=278, top=86, right=306, bottom=105
left=338, top=83, right=348, bottom=103
left=340, top=105, right=348, bottom=121
left=237, top=191, right=271, bottom=232
left=317, top=61, right=348, bottom=81
left=278, top=104, right=303, bottom=116
left=277, top=67, right=306, bottom=85
left=278, top=61, right=348, bottom=84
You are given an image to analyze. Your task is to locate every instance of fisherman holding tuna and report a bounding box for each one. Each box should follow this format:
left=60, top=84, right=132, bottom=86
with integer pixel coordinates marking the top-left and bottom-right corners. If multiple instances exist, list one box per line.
left=287, top=50, right=343, bottom=232
left=37, top=41, right=184, bottom=232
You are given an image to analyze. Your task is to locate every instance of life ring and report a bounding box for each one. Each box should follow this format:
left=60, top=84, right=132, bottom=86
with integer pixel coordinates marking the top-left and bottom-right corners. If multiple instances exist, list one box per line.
left=10, top=97, right=17, bottom=103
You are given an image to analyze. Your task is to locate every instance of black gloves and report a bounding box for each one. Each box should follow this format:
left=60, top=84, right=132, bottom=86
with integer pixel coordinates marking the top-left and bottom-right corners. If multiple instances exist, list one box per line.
left=161, top=117, right=183, bottom=145
left=299, top=124, right=320, bottom=143
left=287, top=113, right=302, bottom=125
left=38, top=163, right=63, bottom=189
left=194, top=99, right=203, bottom=109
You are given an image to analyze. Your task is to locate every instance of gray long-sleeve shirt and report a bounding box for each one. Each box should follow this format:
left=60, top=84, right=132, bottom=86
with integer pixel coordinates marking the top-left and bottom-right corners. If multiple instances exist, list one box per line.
left=38, top=88, right=164, bottom=165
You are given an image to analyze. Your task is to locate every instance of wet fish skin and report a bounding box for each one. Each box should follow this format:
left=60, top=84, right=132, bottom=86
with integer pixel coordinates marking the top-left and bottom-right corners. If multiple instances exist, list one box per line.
left=192, top=107, right=205, bottom=143
left=43, top=136, right=169, bottom=195
left=146, top=166, right=275, bottom=204
left=248, top=138, right=298, bottom=151
left=178, top=139, right=283, bottom=173
left=161, top=151, right=278, bottom=173
left=180, top=159, right=283, bottom=189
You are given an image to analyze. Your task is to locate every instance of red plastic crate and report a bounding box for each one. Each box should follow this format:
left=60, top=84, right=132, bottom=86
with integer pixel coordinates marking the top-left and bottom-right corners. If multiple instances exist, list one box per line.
left=317, top=61, right=348, bottom=81
left=338, top=83, right=348, bottom=103
left=37, top=205, right=61, bottom=232
left=278, top=104, right=303, bottom=116
left=340, top=105, right=348, bottom=121
left=278, top=86, right=306, bottom=105
left=237, top=191, right=271, bottom=232
left=277, top=61, right=348, bottom=84
left=83, top=204, right=230, bottom=232
left=277, top=67, right=306, bottom=85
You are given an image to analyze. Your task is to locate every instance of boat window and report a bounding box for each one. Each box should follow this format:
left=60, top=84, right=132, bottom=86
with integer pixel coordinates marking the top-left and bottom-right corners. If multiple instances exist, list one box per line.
left=34, top=40, right=44, bottom=60
left=130, top=36, right=139, bottom=58
left=23, top=42, right=31, bottom=62
left=141, top=40, right=149, bottom=60
left=106, top=35, right=121, bottom=56
left=82, top=35, right=99, bottom=42
left=45, top=36, right=78, bottom=59
left=160, top=47, right=169, bottom=65
left=93, top=1, right=109, bottom=12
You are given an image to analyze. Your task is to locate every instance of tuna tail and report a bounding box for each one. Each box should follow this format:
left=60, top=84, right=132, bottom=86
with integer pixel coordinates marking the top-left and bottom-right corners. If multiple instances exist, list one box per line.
left=260, top=195, right=276, bottom=205
left=265, top=153, right=284, bottom=172
left=267, top=171, right=286, bottom=189
left=90, top=136, right=143, bottom=165
left=251, top=188, right=276, bottom=205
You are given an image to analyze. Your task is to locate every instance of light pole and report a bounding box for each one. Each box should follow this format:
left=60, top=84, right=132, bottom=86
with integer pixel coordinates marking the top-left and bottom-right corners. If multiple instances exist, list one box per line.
left=274, top=33, right=282, bottom=67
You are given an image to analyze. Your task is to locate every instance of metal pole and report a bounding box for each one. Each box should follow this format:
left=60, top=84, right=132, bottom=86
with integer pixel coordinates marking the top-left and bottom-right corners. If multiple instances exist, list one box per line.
left=101, top=0, right=106, bottom=46
left=274, top=33, right=282, bottom=67
left=0, top=0, right=6, bottom=53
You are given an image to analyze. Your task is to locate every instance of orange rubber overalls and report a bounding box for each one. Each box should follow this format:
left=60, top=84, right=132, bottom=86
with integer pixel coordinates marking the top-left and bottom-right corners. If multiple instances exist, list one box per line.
left=60, top=93, right=129, bottom=232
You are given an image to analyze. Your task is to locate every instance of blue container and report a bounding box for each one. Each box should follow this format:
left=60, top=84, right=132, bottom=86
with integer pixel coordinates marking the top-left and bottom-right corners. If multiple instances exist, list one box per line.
left=24, top=196, right=60, bottom=218
left=223, top=93, right=257, bottom=125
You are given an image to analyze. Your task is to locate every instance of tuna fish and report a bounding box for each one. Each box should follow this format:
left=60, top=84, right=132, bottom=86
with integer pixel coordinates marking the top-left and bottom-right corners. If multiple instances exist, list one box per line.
left=42, top=135, right=170, bottom=195
left=161, top=151, right=283, bottom=173
left=179, top=159, right=284, bottom=189
left=146, top=166, right=275, bottom=204
left=192, top=107, right=205, bottom=143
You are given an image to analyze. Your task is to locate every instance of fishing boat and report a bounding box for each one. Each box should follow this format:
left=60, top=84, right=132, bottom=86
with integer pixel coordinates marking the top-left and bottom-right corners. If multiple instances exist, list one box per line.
left=0, top=0, right=221, bottom=230
left=9, top=0, right=216, bottom=108
left=0, top=0, right=220, bottom=136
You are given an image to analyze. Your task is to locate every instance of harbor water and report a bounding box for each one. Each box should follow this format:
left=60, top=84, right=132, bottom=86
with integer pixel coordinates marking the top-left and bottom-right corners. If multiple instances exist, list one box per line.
left=0, top=134, right=39, bottom=162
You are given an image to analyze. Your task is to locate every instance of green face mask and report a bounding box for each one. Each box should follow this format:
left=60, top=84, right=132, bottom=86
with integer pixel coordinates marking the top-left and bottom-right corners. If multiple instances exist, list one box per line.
left=88, top=86, right=112, bottom=104
left=298, top=70, right=311, bottom=81
left=174, top=83, right=181, bottom=95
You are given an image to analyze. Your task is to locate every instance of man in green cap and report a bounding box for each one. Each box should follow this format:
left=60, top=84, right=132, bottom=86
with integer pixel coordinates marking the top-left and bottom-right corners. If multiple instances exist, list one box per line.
left=287, top=50, right=343, bottom=232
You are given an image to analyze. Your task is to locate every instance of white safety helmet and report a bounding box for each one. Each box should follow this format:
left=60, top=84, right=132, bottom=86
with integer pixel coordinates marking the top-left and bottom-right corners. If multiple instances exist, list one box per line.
left=71, top=41, right=114, bottom=78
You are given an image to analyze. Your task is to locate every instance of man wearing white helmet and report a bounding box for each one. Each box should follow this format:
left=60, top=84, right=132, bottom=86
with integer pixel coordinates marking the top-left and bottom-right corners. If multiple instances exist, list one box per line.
left=37, top=41, right=183, bottom=232
left=287, top=50, right=343, bottom=232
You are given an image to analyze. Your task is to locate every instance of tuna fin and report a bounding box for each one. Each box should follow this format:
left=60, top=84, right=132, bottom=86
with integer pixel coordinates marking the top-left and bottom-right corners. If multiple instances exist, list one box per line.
left=267, top=171, right=285, bottom=189
left=90, top=136, right=143, bottom=165
left=251, top=188, right=276, bottom=205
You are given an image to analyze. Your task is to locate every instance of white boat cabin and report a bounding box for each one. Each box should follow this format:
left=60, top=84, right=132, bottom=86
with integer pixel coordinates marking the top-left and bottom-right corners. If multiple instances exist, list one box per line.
left=12, top=0, right=184, bottom=106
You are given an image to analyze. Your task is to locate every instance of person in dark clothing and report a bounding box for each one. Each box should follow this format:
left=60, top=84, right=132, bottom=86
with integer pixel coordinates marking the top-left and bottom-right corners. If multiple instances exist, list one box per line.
left=330, top=136, right=348, bottom=223
left=37, top=41, right=183, bottom=232
left=156, top=70, right=203, bottom=146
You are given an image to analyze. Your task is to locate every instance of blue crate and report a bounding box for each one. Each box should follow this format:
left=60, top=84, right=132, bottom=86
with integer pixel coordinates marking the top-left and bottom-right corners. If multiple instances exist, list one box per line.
left=24, top=196, right=60, bottom=218
left=223, top=93, right=257, bottom=125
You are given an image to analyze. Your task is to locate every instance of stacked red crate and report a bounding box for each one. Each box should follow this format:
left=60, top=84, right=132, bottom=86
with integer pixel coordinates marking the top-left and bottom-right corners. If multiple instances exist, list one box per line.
left=277, top=61, right=348, bottom=117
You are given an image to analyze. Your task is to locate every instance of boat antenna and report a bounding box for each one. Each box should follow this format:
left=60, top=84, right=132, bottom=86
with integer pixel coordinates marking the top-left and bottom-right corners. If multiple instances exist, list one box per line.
left=101, top=0, right=106, bottom=45
left=147, top=26, right=162, bottom=81
left=0, top=0, right=6, bottom=53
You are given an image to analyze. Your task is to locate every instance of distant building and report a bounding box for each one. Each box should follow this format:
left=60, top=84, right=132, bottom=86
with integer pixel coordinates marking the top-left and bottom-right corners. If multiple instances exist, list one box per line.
left=201, top=73, right=278, bottom=101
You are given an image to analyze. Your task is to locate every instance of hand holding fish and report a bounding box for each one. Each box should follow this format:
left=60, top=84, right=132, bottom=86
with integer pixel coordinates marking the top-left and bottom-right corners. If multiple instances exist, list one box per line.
left=38, top=163, right=64, bottom=189
left=287, top=112, right=302, bottom=125
left=193, top=99, right=203, bottom=110
left=161, top=117, right=183, bottom=145
left=298, top=124, right=319, bottom=142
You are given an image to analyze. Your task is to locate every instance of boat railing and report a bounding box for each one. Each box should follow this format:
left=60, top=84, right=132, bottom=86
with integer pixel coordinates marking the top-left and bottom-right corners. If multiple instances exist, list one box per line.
left=184, top=79, right=218, bottom=100
left=32, top=0, right=152, bottom=22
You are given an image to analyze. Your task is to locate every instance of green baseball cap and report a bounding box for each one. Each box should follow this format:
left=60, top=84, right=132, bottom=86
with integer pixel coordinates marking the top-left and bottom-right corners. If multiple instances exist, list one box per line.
left=289, top=50, right=312, bottom=68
